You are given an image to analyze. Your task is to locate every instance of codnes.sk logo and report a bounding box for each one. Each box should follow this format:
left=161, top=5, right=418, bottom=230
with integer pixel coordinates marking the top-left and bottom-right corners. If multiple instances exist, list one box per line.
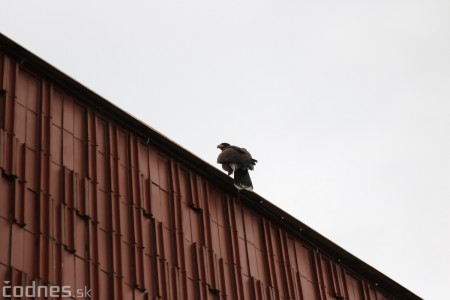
left=2, top=281, right=91, bottom=298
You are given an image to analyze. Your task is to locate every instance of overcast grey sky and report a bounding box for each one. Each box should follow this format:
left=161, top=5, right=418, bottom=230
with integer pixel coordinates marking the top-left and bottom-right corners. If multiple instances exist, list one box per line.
left=1, top=1, right=449, bottom=298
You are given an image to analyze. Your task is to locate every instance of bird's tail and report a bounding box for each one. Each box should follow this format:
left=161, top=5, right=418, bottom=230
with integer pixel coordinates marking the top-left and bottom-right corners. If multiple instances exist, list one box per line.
left=234, top=168, right=253, bottom=191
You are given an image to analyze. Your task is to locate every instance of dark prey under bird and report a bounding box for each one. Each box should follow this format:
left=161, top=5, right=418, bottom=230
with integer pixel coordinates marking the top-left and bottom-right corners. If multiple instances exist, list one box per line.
left=217, top=143, right=257, bottom=191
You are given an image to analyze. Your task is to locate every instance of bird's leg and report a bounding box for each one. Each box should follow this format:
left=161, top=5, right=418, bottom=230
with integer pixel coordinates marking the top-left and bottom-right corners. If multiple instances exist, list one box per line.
left=222, top=164, right=233, bottom=175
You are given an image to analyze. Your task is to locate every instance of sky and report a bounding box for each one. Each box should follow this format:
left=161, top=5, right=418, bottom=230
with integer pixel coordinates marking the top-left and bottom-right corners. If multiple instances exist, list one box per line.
left=1, top=1, right=449, bottom=298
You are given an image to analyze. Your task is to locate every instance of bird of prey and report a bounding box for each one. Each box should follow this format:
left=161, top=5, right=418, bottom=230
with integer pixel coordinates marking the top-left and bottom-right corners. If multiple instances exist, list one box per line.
left=217, top=143, right=257, bottom=191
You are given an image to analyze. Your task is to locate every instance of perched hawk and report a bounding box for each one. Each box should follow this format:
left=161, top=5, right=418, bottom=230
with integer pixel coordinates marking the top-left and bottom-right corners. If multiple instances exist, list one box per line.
left=217, top=143, right=257, bottom=191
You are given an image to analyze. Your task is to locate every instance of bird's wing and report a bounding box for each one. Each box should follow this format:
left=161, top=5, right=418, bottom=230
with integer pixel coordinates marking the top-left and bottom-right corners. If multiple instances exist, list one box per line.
left=230, top=145, right=249, bottom=154
left=217, top=147, right=253, bottom=164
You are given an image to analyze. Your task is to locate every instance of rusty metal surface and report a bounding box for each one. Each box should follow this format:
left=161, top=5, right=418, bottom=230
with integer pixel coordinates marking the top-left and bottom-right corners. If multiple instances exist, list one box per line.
left=0, top=33, right=422, bottom=300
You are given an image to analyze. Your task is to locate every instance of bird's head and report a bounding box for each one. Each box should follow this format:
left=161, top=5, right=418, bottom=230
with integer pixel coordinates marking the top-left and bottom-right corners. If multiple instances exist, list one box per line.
left=217, top=142, right=231, bottom=150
